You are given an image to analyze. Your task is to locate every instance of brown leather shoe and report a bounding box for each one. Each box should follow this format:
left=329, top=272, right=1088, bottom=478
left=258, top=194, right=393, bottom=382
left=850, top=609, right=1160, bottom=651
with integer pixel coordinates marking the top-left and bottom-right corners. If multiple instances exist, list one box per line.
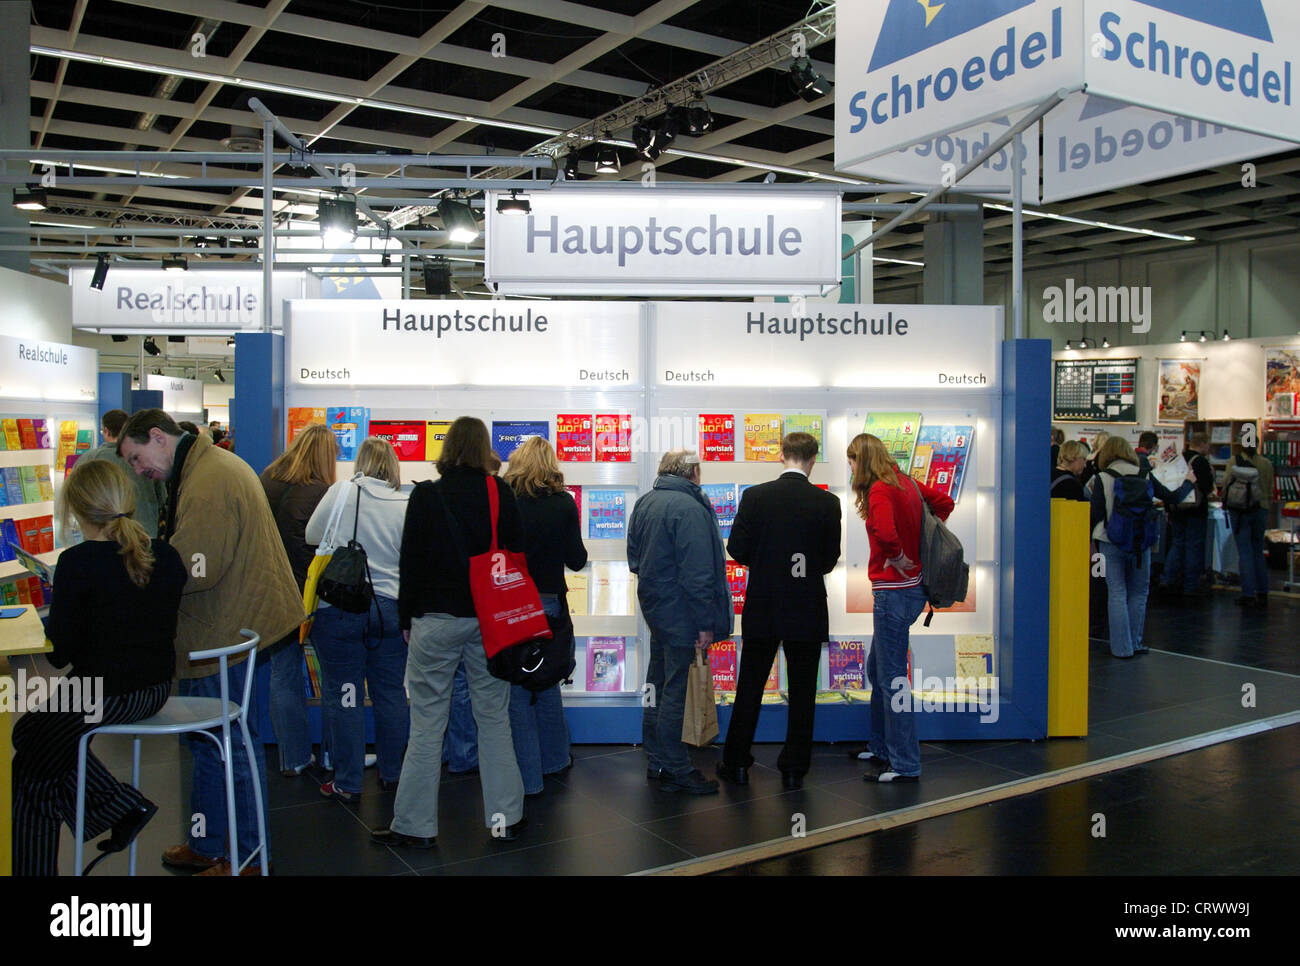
left=161, top=843, right=221, bottom=871
left=194, top=860, right=265, bottom=877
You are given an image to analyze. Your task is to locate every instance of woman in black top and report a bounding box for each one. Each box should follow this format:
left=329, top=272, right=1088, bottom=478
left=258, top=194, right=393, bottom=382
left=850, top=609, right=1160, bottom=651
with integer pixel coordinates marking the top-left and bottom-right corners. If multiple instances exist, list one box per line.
left=259, top=423, right=337, bottom=777
left=13, top=459, right=185, bottom=875
left=1051, top=440, right=1090, bottom=502
left=502, top=436, right=588, bottom=795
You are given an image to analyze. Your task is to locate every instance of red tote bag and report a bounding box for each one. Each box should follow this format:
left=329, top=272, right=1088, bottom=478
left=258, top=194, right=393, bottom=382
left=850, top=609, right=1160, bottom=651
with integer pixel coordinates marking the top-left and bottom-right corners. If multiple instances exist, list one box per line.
left=466, top=477, right=552, bottom=658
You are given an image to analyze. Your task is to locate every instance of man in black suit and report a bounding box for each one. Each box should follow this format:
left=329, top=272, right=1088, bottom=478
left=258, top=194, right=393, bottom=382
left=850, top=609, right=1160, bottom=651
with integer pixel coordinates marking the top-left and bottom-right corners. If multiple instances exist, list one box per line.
left=717, top=432, right=842, bottom=789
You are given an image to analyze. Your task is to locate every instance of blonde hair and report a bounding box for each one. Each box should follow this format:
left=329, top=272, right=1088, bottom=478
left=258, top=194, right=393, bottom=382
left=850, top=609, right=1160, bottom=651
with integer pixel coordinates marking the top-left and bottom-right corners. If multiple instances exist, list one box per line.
left=355, top=436, right=401, bottom=489
left=503, top=436, right=564, bottom=498
left=847, top=433, right=901, bottom=520
left=1096, top=435, right=1138, bottom=470
left=1057, top=440, right=1089, bottom=467
left=266, top=424, right=338, bottom=486
left=60, top=459, right=155, bottom=587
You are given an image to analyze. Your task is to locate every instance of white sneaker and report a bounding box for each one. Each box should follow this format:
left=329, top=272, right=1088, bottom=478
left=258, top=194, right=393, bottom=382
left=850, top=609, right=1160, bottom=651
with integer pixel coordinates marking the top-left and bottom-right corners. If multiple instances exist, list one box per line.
left=364, top=754, right=377, bottom=768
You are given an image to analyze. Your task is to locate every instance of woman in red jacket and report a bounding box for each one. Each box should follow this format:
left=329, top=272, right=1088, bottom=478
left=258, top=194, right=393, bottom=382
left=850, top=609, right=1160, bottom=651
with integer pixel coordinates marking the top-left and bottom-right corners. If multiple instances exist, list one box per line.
left=847, top=433, right=954, bottom=782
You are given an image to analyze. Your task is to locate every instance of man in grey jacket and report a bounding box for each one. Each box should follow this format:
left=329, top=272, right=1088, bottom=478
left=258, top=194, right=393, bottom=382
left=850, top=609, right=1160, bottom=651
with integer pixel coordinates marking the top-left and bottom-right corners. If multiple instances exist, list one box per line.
left=627, top=449, right=733, bottom=795
left=82, top=409, right=166, bottom=537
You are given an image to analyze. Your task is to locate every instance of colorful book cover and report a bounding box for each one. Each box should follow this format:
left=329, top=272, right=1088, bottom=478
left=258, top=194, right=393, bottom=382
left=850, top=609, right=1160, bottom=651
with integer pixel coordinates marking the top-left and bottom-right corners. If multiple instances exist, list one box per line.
left=783, top=413, right=825, bottom=461
left=698, top=413, right=735, bottom=462
left=566, top=571, right=589, bottom=617
left=75, top=430, right=93, bottom=454
left=287, top=407, right=327, bottom=444
left=556, top=414, right=594, bottom=462
left=1, top=580, right=17, bottom=605
left=492, top=420, right=549, bottom=463
left=593, top=414, right=632, bottom=463
left=64, top=454, right=80, bottom=474
left=27, top=576, right=45, bottom=608
left=37, top=514, right=54, bottom=554
left=35, top=465, right=54, bottom=501
left=0, top=520, right=15, bottom=561
left=56, top=421, right=78, bottom=465
left=3, top=467, right=24, bottom=505
left=0, top=423, right=6, bottom=451
left=564, top=484, right=582, bottom=521
left=725, top=560, right=747, bottom=615
left=2, top=420, right=21, bottom=451
left=17, top=419, right=38, bottom=450
left=862, top=412, right=922, bottom=473
left=19, top=466, right=41, bottom=504
left=369, top=420, right=427, bottom=461
left=586, top=489, right=627, bottom=540
left=586, top=637, right=626, bottom=691
left=425, top=420, right=452, bottom=461
left=910, top=425, right=974, bottom=501
left=828, top=638, right=866, bottom=691
left=16, top=578, right=30, bottom=605
left=33, top=419, right=51, bottom=449
left=326, top=406, right=369, bottom=461
left=701, top=483, right=737, bottom=538
left=709, top=638, right=738, bottom=693
left=763, top=651, right=782, bottom=693
left=19, top=517, right=41, bottom=554
left=955, top=634, right=995, bottom=685
left=743, top=413, right=783, bottom=462
left=589, top=560, right=634, bottom=615
left=0, top=479, right=6, bottom=507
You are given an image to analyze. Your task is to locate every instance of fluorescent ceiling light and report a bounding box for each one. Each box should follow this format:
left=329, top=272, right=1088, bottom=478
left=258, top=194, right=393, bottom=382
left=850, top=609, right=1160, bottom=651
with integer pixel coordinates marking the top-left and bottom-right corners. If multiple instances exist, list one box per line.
left=983, top=203, right=1196, bottom=242
left=872, top=256, right=924, bottom=267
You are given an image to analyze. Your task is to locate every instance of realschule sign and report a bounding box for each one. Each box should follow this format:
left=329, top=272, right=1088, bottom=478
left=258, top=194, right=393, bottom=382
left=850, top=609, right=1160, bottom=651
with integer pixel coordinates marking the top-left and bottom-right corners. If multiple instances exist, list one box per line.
left=70, top=268, right=306, bottom=332
left=484, top=187, right=842, bottom=296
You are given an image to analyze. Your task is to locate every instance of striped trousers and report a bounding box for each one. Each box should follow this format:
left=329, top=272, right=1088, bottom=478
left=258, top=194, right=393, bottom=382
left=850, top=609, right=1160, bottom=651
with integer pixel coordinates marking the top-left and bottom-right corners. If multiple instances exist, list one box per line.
left=11, top=681, right=170, bottom=876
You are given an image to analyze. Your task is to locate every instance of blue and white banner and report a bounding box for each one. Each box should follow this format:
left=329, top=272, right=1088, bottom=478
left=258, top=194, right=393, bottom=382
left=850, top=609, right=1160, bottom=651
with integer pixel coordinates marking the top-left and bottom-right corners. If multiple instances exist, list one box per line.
left=836, top=0, right=1084, bottom=171
left=1083, top=0, right=1300, bottom=142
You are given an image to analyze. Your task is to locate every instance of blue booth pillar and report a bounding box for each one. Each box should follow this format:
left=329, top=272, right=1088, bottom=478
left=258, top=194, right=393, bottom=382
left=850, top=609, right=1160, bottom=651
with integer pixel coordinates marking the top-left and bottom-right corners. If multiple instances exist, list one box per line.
left=233, top=332, right=284, bottom=476
left=97, top=372, right=131, bottom=426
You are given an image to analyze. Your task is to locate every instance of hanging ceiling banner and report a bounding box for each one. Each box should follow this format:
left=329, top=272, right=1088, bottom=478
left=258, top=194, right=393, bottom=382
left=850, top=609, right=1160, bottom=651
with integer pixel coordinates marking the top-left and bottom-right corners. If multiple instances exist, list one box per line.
left=144, top=374, right=204, bottom=414
left=483, top=187, right=842, bottom=296
left=1082, top=0, right=1300, bottom=143
left=836, top=0, right=1085, bottom=171
left=1042, top=92, right=1294, bottom=202
left=69, top=267, right=307, bottom=334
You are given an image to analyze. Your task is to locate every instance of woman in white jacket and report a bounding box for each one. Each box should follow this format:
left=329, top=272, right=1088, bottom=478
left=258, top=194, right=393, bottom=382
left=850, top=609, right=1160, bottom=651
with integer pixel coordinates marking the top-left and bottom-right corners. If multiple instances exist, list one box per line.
left=305, top=437, right=411, bottom=802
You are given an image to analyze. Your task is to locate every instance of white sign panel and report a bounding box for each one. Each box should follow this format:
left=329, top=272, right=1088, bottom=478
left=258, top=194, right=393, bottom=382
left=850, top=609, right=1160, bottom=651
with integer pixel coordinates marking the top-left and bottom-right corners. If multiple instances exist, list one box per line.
left=653, top=304, right=1001, bottom=390
left=484, top=187, right=841, bottom=296
left=145, top=374, right=204, bottom=414
left=1083, top=0, right=1300, bottom=143
left=836, top=0, right=1084, bottom=171
left=70, top=268, right=306, bottom=333
left=287, top=300, right=642, bottom=388
left=847, top=110, right=1039, bottom=198
left=1043, top=92, right=1294, bottom=202
left=0, top=335, right=98, bottom=402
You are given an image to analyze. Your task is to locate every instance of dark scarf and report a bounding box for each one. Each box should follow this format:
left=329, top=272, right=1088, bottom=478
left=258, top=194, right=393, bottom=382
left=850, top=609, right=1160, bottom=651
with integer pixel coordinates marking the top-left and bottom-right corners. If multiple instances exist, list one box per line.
left=162, top=432, right=197, bottom=542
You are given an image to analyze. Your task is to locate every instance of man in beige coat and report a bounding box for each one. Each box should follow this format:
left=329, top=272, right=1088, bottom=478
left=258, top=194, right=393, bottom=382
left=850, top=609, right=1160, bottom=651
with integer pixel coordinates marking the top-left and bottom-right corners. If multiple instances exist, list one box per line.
left=119, top=409, right=302, bottom=876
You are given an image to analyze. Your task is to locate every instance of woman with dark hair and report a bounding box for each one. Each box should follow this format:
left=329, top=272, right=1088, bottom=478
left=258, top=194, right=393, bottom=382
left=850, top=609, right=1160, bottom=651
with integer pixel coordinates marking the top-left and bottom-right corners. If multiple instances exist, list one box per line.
left=846, top=433, right=954, bottom=783
left=374, top=417, right=526, bottom=848
left=502, top=435, right=587, bottom=795
left=260, top=423, right=337, bottom=777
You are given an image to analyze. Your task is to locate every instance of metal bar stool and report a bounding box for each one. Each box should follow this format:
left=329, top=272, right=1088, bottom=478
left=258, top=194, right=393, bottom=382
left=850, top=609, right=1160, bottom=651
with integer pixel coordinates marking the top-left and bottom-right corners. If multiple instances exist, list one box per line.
left=72, top=630, right=268, bottom=876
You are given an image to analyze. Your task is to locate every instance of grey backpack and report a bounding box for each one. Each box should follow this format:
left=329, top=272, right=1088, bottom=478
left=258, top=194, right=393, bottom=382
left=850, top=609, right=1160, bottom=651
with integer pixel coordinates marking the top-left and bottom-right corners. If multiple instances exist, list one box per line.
left=1223, top=458, right=1262, bottom=511
left=908, top=478, right=969, bottom=626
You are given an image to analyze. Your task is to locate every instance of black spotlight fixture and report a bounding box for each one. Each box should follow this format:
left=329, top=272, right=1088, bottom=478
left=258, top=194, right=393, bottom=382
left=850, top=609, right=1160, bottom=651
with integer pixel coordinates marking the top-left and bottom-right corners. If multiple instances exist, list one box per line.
left=215, top=370, right=226, bottom=383
left=381, top=252, right=391, bottom=267
left=437, top=196, right=479, bottom=243
left=658, top=110, right=680, bottom=146
left=318, top=194, right=357, bottom=245
left=423, top=255, right=452, bottom=296
left=143, top=337, right=161, bottom=356
left=788, top=57, right=832, bottom=101
left=563, top=151, right=583, bottom=180
left=242, top=236, right=259, bottom=249
left=632, top=117, right=659, bottom=161
left=496, top=191, right=531, bottom=215
left=13, top=186, right=47, bottom=211
left=110, top=335, right=128, bottom=343
left=90, top=253, right=110, bottom=290
left=161, top=256, right=188, bottom=271
left=683, top=93, right=714, bottom=135
left=167, top=335, right=186, bottom=343
left=594, top=135, right=621, bottom=174
left=226, top=336, right=236, bottom=346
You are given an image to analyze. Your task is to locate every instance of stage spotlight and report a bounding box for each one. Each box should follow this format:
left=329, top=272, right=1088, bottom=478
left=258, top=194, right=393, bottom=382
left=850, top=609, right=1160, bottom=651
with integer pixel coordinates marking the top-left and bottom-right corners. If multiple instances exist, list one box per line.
left=143, top=337, right=161, bottom=356
left=789, top=57, right=832, bottom=101
left=594, top=143, right=621, bottom=174
left=161, top=256, right=188, bottom=271
left=437, top=197, right=479, bottom=243
left=90, top=254, right=110, bottom=290
left=423, top=256, right=452, bottom=295
left=13, top=187, right=47, bottom=211
left=683, top=95, right=713, bottom=135
left=496, top=191, right=531, bottom=215
left=318, top=195, right=357, bottom=247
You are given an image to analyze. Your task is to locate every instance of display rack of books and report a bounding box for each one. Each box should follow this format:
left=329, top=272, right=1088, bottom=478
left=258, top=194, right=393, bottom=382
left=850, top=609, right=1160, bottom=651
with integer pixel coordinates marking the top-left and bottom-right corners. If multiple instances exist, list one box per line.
left=1183, top=419, right=1259, bottom=489
left=1262, top=422, right=1300, bottom=523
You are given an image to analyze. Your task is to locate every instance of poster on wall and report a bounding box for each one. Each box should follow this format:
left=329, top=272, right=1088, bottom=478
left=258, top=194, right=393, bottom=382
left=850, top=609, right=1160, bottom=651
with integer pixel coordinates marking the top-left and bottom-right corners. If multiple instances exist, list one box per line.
left=1266, top=348, right=1300, bottom=418
left=1052, top=358, right=1138, bottom=423
left=1156, top=360, right=1201, bottom=424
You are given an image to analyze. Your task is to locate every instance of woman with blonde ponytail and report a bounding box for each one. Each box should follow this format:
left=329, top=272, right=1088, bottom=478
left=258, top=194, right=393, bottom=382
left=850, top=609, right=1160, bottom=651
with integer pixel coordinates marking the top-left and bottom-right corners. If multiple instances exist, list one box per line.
left=11, top=459, right=186, bottom=875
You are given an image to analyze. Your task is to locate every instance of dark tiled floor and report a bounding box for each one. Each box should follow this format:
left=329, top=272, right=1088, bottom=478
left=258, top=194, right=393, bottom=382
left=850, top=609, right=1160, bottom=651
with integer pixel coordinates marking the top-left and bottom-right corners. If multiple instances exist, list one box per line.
left=34, top=586, right=1300, bottom=876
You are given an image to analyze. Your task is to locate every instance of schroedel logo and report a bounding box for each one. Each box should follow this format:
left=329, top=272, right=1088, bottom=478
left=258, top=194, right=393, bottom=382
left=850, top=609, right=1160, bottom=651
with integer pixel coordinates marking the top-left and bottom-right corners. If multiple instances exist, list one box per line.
left=869, top=0, right=1037, bottom=72
left=1131, top=0, right=1273, bottom=43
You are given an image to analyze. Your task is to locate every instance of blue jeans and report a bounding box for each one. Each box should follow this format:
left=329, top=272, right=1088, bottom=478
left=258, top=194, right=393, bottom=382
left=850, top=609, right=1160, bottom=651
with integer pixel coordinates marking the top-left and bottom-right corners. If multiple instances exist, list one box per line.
left=312, top=596, right=410, bottom=793
left=866, top=584, right=928, bottom=777
left=641, top=633, right=698, bottom=777
left=443, top=663, right=478, bottom=772
left=1162, top=513, right=1207, bottom=593
left=1100, top=542, right=1151, bottom=657
left=268, top=631, right=312, bottom=772
left=1232, top=508, right=1269, bottom=597
left=179, top=655, right=271, bottom=864
left=509, top=596, right=572, bottom=794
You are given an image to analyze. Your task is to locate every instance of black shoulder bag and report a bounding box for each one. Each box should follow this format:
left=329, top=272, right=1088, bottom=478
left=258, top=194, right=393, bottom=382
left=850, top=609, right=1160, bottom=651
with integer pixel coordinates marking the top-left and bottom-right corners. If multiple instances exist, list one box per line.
left=318, top=482, right=379, bottom=623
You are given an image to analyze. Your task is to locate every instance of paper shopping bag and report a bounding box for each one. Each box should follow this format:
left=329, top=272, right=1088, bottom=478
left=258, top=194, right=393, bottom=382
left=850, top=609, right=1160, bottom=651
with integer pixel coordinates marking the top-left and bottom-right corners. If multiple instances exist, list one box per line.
left=682, top=650, right=719, bottom=746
